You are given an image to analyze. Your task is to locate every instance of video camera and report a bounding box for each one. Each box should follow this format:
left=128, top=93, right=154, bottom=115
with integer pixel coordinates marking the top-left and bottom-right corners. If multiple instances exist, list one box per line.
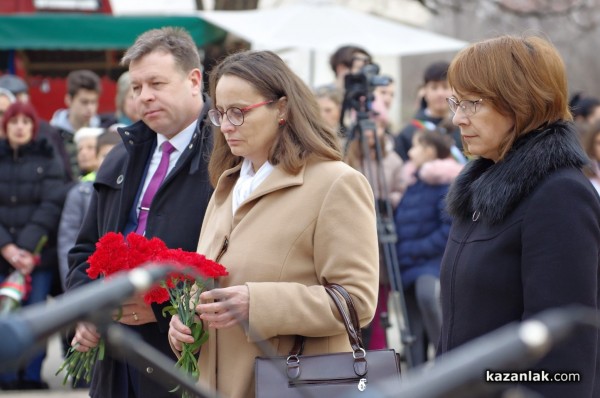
left=343, top=63, right=391, bottom=107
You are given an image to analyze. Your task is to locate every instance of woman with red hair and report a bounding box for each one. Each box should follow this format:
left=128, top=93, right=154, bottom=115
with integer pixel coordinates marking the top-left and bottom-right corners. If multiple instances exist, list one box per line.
left=0, top=101, right=66, bottom=390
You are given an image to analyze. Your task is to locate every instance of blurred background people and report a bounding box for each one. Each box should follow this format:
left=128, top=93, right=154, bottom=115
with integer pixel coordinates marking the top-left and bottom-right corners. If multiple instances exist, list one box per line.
left=100, top=71, right=140, bottom=128
left=0, top=101, right=66, bottom=390
left=329, top=44, right=372, bottom=91
left=73, top=127, right=104, bottom=182
left=0, top=87, right=16, bottom=138
left=0, top=74, right=72, bottom=182
left=373, top=77, right=395, bottom=113
left=0, top=74, right=29, bottom=103
left=580, top=121, right=600, bottom=194
left=569, top=92, right=600, bottom=135
left=344, top=94, right=405, bottom=350
left=394, top=128, right=461, bottom=365
left=57, top=127, right=120, bottom=389
left=314, top=84, right=344, bottom=134
left=394, top=61, right=462, bottom=161
left=50, top=69, right=102, bottom=179
left=58, top=128, right=120, bottom=291
left=440, top=35, right=600, bottom=398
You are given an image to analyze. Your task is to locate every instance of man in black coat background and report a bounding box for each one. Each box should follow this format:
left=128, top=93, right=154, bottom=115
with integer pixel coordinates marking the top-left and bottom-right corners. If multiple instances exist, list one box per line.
left=65, top=27, right=214, bottom=398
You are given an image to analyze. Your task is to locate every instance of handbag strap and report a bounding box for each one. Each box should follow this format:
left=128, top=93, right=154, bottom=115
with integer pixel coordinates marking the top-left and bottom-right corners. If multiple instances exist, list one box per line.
left=324, top=284, right=364, bottom=353
left=289, top=284, right=365, bottom=356
left=326, top=283, right=363, bottom=343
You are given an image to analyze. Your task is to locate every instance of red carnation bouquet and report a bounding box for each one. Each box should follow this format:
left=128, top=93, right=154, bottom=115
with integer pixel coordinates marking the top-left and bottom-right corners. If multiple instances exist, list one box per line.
left=56, top=232, right=228, bottom=392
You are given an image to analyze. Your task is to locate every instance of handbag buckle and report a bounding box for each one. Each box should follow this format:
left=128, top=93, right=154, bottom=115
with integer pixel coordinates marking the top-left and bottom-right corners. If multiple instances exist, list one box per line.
left=352, top=348, right=366, bottom=359
left=286, top=354, right=301, bottom=380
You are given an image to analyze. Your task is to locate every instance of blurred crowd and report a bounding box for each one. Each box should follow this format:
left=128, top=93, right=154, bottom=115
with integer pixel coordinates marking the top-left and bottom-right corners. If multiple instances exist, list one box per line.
left=0, top=69, right=137, bottom=390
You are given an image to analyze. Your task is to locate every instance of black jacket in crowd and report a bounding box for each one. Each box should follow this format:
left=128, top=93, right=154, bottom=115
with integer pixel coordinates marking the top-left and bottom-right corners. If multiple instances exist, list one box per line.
left=0, top=138, right=65, bottom=275
left=439, top=121, right=600, bottom=398
left=394, top=108, right=462, bottom=161
left=65, top=101, right=214, bottom=398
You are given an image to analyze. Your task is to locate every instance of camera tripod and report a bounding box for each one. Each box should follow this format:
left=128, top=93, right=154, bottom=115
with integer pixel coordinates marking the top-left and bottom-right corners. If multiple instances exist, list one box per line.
left=342, top=104, right=415, bottom=370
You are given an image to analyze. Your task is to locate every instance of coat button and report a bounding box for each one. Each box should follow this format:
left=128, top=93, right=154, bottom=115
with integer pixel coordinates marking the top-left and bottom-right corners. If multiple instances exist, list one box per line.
left=37, top=166, right=44, bottom=174
left=124, top=131, right=130, bottom=136
left=129, top=140, right=134, bottom=145
left=10, top=196, right=16, bottom=203
left=146, top=367, right=153, bottom=374
left=117, top=175, right=124, bottom=184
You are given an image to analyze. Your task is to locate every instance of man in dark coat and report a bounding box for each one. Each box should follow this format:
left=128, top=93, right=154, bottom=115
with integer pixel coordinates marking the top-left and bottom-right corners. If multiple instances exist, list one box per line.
left=65, top=27, right=214, bottom=398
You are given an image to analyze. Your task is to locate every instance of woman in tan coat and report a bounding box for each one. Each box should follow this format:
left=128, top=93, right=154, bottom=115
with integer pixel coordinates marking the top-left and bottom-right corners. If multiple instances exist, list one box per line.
left=168, top=50, right=379, bottom=397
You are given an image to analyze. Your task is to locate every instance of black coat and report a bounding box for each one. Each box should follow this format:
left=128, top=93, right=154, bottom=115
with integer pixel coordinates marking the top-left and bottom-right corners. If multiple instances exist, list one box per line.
left=439, top=122, right=600, bottom=397
left=0, top=138, right=65, bottom=274
left=66, top=102, right=214, bottom=398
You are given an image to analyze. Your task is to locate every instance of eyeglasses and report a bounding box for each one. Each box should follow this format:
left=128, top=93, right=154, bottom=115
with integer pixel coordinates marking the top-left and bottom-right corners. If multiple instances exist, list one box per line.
left=208, top=100, right=274, bottom=127
left=446, top=97, right=484, bottom=117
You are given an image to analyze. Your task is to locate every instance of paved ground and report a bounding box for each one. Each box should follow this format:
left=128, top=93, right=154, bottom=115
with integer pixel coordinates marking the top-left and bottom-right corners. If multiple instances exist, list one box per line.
left=4, top=333, right=89, bottom=397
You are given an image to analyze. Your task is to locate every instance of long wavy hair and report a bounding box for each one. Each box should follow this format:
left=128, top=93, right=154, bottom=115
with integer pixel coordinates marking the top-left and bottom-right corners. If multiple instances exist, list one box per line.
left=207, top=50, right=341, bottom=186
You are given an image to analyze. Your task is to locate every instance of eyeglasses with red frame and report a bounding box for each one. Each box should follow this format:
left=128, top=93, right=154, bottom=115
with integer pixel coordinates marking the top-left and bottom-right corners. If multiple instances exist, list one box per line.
left=208, top=100, right=274, bottom=127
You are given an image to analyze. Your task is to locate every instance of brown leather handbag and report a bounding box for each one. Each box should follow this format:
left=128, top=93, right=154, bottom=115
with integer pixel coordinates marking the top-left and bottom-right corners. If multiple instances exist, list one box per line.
left=255, top=284, right=401, bottom=397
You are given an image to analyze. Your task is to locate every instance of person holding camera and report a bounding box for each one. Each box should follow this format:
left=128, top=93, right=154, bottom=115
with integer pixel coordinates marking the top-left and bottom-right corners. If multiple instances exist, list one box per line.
left=328, top=45, right=372, bottom=91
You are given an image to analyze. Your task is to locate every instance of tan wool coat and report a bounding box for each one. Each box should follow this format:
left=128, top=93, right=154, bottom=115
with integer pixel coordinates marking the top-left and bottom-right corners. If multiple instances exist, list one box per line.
left=195, top=157, right=380, bottom=397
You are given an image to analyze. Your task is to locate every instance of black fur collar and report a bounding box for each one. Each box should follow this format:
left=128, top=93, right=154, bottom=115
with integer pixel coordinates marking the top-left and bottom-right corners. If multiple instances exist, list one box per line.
left=446, top=121, right=588, bottom=225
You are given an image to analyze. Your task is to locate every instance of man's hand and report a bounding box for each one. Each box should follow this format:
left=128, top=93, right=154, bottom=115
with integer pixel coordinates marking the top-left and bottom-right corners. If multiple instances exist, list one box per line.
left=119, top=294, right=157, bottom=325
left=72, top=322, right=101, bottom=352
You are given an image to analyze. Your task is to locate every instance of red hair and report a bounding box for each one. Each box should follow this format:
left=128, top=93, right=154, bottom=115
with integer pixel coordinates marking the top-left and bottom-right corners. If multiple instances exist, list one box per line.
left=2, top=101, right=39, bottom=139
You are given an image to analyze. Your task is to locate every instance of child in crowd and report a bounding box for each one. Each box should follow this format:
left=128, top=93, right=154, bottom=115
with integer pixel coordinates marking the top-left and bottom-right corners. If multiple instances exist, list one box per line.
left=394, top=128, right=462, bottom=365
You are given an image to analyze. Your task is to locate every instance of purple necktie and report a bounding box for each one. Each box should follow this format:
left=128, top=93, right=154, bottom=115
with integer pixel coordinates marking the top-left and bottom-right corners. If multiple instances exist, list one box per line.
left=136, top=141, right=176, bottom=235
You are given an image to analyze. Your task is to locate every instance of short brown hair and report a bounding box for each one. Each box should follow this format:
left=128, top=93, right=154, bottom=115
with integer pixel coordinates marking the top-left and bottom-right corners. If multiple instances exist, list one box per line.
left=448, top=34, right=571, bottom=160
left=329, top=45, right=371, bottom=75
left=208, top=50, right=341, bottom=186
left=66, top=70, right=101, bottom=98
left=121, top=27, right=201, bottom=73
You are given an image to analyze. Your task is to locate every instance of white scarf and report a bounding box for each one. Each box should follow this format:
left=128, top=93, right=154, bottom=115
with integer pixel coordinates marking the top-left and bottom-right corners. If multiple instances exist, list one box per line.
left=232, top=158, right=274, bottom=215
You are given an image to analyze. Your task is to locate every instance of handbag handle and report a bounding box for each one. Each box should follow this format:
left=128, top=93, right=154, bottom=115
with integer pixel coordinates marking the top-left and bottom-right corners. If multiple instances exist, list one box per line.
left=326, top=283, right=363, bottom=343
left=287, top=284, right=368, bottom=379
left=289, top=284, right=365, bottom=355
